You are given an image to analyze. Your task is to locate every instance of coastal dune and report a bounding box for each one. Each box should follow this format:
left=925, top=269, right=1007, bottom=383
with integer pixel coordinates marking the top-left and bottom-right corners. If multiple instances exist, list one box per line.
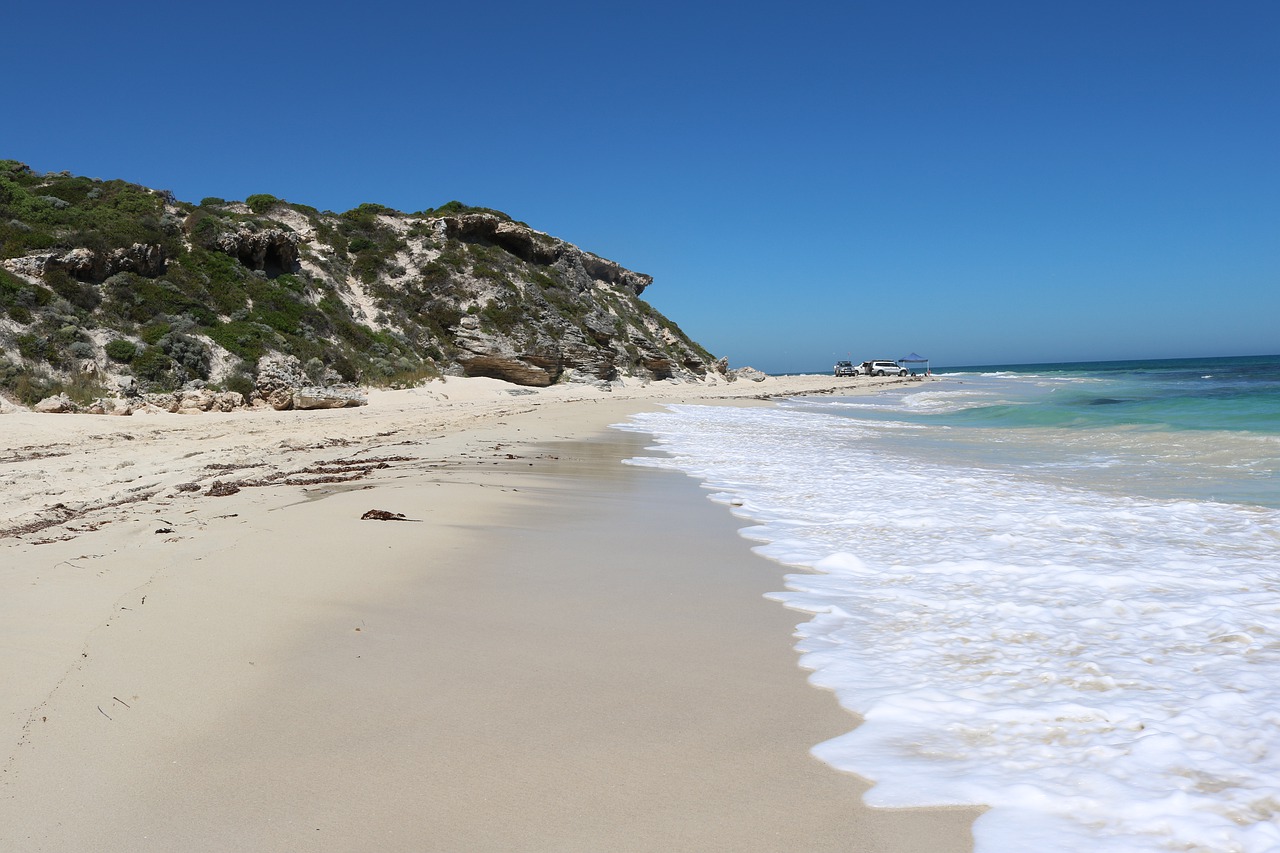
left=0, top=373, right=977, bottom=852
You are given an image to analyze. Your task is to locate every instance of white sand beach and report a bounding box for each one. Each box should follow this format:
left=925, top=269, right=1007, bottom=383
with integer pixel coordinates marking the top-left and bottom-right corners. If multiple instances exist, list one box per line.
left=0, top=373, right=979, bottom=852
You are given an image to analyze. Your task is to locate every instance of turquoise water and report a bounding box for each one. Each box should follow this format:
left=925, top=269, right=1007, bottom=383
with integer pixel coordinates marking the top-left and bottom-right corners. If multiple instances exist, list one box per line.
left=786, top=354, right=1280, bottom=508
left=936, top=354, right=1280, bottom=433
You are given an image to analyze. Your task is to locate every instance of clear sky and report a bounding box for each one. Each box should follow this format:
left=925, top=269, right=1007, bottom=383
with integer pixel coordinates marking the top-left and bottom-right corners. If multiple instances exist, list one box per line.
left=7, top=0, right=1277, bottom=371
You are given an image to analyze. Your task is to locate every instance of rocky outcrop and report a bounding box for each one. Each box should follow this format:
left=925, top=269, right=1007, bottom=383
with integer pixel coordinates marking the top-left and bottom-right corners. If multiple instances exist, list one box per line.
left=452, top=316, right=560, bottom=386
left=174, top=388, right=244, bottom=413
left=442, top=215, right=560, bottom=265
left=33, top=368, right=362, bottom=416
left=4, top=243, right=166, bottom=282
left=574, top=252, right=652, bottom=297
left=730, top=366, right=768, bottom=382
left=84, top=397, right=137, bottom=416
left=34, top=388, right=246, bottom=416
left=254, top=355, right=366, bottom=410
left=450, top=314, right=637, bottom=386
left=443, top=213, right=652, bottom=296
left=212, top=228, right=300, bottom=274
left=292, top=386, right=366, bottom=410
left=34, top=393, right=75, bottom=413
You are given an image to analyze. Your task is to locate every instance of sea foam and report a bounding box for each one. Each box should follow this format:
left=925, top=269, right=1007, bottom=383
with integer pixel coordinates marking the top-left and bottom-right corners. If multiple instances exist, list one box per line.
left=616, top=403, right=1280, bottom=853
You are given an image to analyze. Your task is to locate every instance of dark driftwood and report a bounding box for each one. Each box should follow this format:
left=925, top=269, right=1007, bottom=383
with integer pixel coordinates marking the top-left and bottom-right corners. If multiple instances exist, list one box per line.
left=360, top=509, right=415, bottom=521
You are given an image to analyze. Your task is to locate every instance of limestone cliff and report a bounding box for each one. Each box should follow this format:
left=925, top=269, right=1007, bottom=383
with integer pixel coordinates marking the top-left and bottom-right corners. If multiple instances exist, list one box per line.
left=0, top=161, right=718, bottom=406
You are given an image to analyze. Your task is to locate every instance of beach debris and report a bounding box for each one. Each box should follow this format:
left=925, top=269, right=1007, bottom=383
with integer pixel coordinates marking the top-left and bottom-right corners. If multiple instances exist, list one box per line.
left=0, top=447, right=74, bottom=464
left=361, top=509, right=411, bottom=521
left=175, top=482, right=201, bottom=492
left=154, top=528, right=173, bottom=534
left=0, top=492, right=156, bottom=540
left=198, top=456, right=417, bottom=496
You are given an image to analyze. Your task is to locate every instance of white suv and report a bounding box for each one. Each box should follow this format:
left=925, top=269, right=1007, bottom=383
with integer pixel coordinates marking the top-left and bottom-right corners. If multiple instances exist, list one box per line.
left=866, top=360, right=907, bottom=376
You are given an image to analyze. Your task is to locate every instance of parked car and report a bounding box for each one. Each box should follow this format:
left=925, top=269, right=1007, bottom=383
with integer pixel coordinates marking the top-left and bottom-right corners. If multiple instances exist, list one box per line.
left=866, top=360, right=907, bottom=376
left=834, top=360, right=856, bottom=376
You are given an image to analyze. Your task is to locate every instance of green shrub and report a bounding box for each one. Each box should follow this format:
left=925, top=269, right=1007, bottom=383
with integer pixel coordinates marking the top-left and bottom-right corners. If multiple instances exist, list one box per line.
left=183, top=210, right=224, bottom=247
left=101, top=271, right=215, bottom=325
left=16, top=333, right=54, bottom=363
left=315, top=222, right=347, bottom=259
left=61, top=369, right=108, bottom=405
left=245, top=194, right=281, bottom=213
left=302, top=357, right=326, bottom=383
left=48, top=270, right=102, bottom=311
left=480, top=300, right=524, bottom=333
left=139, top=323, right=170, bottom=345
left=530, top=270, right=561, bottom=289
left=223, top=369, right=255, bottom=398
left=0, top=172, right=176, bottom=260
left=544, top=286, right=586, bottom=319
left=200, top=197, right=226, bottom=206
left=428, top=201, right=468, bottom=216
left=419, top=261, right=450, bottom=286
left=473, top=263, right=507, bottom=283
left=0, top=269, right=54, bottom=321
left=105, top=339, right=137, bottom=362
left=159, top=331, right=210, bottom=380
left=425, top=301, right=462, bottom=329
left=130, top=346, right=172, bottom=382
left=206, top=320, right=271, bottom=362
left=1, top=365, right=54, bottom=405
left=161, top=247, right=249, bottom=317
left=244, top=276, right=312, bottom=334
left=316, top=296, right=374, bottom=350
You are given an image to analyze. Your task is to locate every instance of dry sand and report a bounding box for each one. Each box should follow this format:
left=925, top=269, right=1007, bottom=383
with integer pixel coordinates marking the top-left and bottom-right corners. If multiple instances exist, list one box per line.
left=0, top=373, right=979, bottom=851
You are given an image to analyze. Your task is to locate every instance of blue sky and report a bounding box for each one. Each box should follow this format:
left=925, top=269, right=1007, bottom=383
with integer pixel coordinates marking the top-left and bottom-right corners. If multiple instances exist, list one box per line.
left=8, top=1, right=1277, bottom=371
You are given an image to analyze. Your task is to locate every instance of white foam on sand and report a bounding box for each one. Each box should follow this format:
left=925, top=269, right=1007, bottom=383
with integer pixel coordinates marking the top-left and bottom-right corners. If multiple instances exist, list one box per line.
left=618, top=404, right=1280, bottom=853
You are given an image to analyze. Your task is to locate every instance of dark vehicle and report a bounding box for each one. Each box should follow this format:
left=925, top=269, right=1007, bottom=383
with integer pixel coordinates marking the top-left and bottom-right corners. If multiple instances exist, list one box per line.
left=834, top=360, right=856, bottom=376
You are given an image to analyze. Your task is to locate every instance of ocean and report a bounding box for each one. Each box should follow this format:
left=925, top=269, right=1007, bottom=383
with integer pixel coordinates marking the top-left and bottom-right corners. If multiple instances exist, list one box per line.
left=616, top=354, right=1280, bottom=853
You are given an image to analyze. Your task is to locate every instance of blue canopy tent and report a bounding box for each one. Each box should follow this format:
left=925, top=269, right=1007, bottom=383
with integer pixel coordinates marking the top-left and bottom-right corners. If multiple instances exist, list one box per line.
left=898, top=352, right=930, bottom=375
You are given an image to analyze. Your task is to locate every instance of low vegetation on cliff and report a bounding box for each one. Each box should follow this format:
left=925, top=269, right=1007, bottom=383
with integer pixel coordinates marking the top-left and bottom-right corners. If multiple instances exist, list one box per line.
left=0, top=160, right=715, bottom=407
